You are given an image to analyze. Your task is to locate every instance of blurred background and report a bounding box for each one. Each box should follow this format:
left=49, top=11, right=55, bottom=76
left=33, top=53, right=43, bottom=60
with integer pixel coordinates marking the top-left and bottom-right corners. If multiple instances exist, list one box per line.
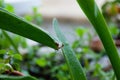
left=1, top=0, right=120, bottom=80
left=5, top=0, right=105, bottom=43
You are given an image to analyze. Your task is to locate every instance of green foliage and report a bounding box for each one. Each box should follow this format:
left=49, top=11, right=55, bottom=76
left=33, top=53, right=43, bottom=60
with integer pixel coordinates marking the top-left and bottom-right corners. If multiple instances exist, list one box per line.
left=0, top=50, right=6, bottom=54
left=76, top=27, right=89, bottom=38
left=36, top=57, right=48, bottom=67
left=72, top=27, right=92, bottom=49
left=0, top=0, right=5, bottom=8
left=77, top=0, right=120, bottom=79
left=0, top=50, right=22, bottom=73
left=0, top=75, right=37, bottom=80
left=5, top=4, right=14, bottom=13
left=24, top=7, right=43, bottom=25
left=108, top=24, right=119, bottom=37
left=0, top=0, right=120, bottom=80
left=13, top=54, right=22, bottom=61
left=93, top=64, right=115, bottom=80
left=0, top=63, right=13, bottom=74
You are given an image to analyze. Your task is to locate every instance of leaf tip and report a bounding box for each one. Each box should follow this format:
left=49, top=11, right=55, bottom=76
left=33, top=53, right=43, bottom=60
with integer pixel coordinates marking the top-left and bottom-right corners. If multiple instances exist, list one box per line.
left=55, top=42, right=64, bottom=50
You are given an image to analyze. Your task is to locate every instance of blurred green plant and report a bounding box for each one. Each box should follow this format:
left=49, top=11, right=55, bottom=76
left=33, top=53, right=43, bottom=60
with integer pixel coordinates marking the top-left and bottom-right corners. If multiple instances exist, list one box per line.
left=0, top=75, right=37, bottom=80
left=0, top=50, right=22, bottom=73
left=24, top=7, right=43, bottom=25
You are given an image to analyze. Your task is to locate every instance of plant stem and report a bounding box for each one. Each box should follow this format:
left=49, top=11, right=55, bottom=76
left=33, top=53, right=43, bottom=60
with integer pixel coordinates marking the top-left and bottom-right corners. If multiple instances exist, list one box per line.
left=77, top=0, right=120, bottom=79
left=2, top=30, right=19, bottom=53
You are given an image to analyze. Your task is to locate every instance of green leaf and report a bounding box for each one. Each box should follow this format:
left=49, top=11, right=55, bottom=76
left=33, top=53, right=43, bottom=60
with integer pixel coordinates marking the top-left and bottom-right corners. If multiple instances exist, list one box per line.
left=77, top=0, right=120, bottom=79
left=108, top=24, right=119, bottom=36
left=0, top=0, right=5, bottom=8
left=2, top=30, right=19, bottom=53
left=0, top=63, right=6, bottom=74
left=13, top=54, right=22, bottom=61
left=76, top=27, right=88, bottom=38
left=0, top=63, right=14, bottom=73
left=4, top=63, right=14, bottom=71
left=0, top=49, right=6, bottom=54
left=0, top=8, right=59, bottom=50
left=0, top=75, right=37, bottom=80
left=5, top=4, right=14, bottom=13
left=36, top=58, right=48, bottom=67
left=53, top=19, right=87, bottom=80
left=24, top=15, right=33, bottom=22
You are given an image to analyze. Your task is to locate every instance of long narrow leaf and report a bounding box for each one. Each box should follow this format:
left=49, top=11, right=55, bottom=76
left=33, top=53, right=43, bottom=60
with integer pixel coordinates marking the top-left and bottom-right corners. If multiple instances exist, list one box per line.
left=53, top=19, right=87, bottom=80
left=0, top=8, right=59, bottom=50
left=2, top=30, right=19, bottom=53
left=0, top=75, right=37, bottom=80
left=77, top=0, right=120, bottom=79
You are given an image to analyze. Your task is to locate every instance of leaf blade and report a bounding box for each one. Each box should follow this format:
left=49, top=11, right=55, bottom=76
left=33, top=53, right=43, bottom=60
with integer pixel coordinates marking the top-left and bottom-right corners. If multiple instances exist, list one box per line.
left=53, top=19, right=87, bottom=80
left=77, top=0, right=120, bottom=79
left=0, top=75, right=37, bottom=80
left=0, top=8, right=59, bottom=49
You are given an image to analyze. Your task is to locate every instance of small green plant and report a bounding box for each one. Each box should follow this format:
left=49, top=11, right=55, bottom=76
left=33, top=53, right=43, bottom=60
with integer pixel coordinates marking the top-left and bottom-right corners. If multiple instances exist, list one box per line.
left=0, top=0, right=120, bottom=80
left=0, top=50, right=22, bottom=73
left=24, top=7, right=43, bottom=25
